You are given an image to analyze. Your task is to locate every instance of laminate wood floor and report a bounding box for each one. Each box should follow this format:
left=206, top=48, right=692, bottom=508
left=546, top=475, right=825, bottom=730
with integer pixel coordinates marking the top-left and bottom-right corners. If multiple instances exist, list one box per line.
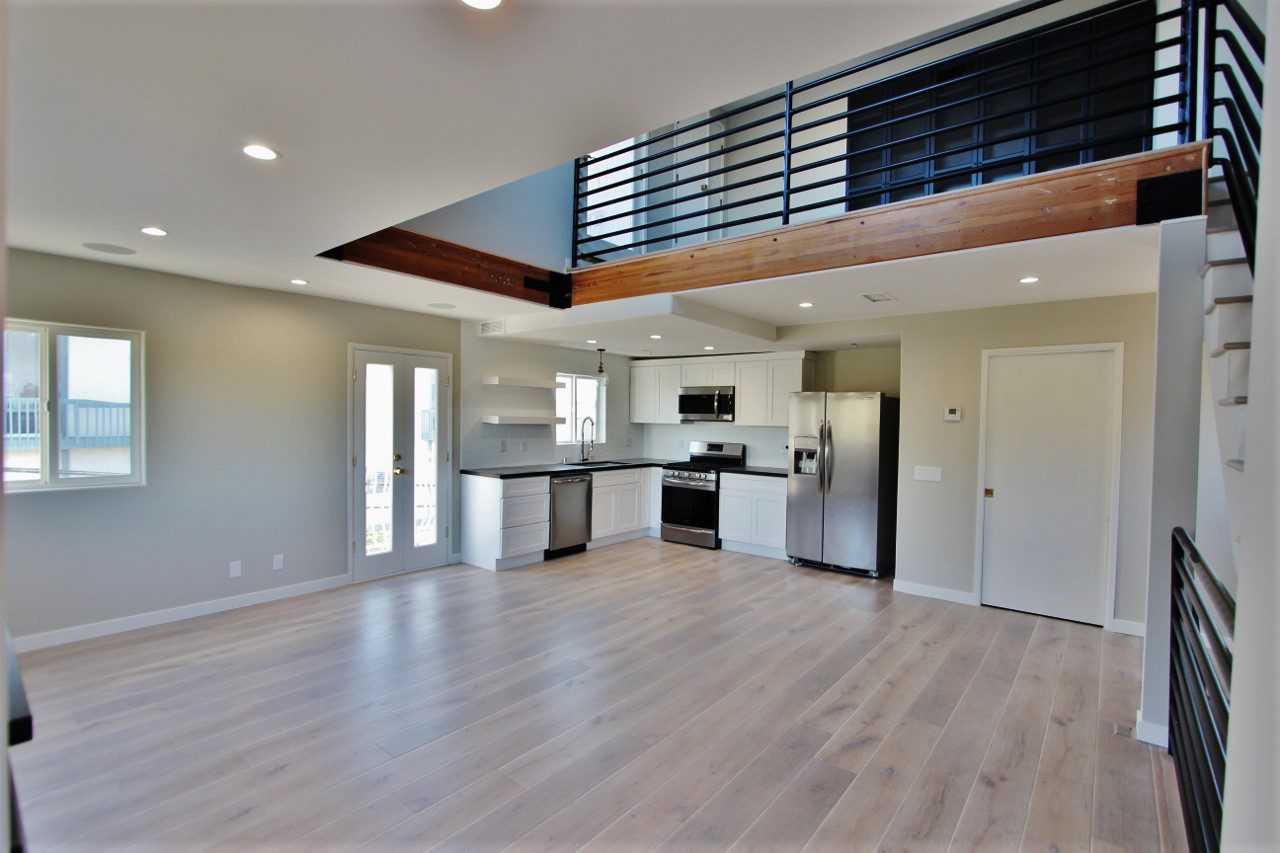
left=13, top=539, right=1187, bottom=851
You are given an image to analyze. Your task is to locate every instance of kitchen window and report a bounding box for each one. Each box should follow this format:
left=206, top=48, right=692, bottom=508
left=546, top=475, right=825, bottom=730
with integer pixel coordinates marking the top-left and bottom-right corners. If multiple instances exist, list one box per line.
left=556, top=373, right=605, bottom=445
left=3, top=320, right=145, bottom=492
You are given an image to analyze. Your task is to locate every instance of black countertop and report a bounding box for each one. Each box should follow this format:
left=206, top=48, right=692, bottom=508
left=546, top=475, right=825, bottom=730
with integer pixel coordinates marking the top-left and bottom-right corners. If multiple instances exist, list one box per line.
left=722, top=466, right=788, bottom=478
left=460, top=458, right=674, bottom=479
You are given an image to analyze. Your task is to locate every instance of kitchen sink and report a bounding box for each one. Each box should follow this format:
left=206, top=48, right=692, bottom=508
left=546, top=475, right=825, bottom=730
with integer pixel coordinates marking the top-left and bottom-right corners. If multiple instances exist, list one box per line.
left=563, top=460, right=627, bottom=467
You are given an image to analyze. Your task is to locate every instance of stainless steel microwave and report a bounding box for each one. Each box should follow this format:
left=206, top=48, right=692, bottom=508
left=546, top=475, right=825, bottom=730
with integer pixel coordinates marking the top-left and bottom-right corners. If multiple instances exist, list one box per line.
left=678, top=386, right=735, bottom=423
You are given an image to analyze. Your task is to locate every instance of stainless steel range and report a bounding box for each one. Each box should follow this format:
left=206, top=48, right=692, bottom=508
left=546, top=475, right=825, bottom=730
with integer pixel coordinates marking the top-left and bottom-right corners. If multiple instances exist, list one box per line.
left=660, top=441, right=746, bottom=549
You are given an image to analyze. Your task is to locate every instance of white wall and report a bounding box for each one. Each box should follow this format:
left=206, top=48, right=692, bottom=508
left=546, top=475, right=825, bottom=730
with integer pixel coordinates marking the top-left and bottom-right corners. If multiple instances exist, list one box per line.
left=3, top=250, right=462, bottom=639
left=399, top=161, right=573, bottom=271
left=1194, top=354, right=1236, bottom=591
left=1220, top=0, right=1279, bottom=843
left=813, top=346, right=902, bottom=395
left=643, top=423, right=790, bottom=468
left=780, top=293, right=1157, bottom=623
left=460, top=326, right=643, bottom=469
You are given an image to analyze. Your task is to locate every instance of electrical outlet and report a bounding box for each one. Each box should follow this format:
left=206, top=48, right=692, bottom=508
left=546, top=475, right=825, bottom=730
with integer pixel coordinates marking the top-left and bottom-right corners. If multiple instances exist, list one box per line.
left=520, top=440, right=528, bottom=452
left=273, top=554, right=284, bottom=572
left=229, top=560, right=242, bottom=578
left=499, top=440, right=508, bottom=453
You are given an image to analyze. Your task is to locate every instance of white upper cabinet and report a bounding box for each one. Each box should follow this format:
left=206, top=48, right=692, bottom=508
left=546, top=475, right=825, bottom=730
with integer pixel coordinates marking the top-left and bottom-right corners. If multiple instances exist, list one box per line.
left=657, top=366, right=682, bottom=424
left=630, top=352, right=811, bottom=426
left=734, top=361, right=768, bottom=425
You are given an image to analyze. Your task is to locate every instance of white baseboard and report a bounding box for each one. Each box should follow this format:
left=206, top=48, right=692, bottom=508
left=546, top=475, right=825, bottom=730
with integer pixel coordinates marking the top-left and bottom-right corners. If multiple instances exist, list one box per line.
left=892, top=579, right=980, bottom=606
left=14, top=573, right=351, bottom=653
left=722, top=540, right=788, bottom=561
left=1108, top=618, right=1146, bottom=637
left=1136, top=709, right=1169, bottom=748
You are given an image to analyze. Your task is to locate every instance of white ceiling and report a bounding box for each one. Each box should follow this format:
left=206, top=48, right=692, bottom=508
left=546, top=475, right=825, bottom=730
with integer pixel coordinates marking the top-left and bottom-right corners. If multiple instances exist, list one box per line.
left=486, top=226, right=1161, bottom=355
left=6, top=0, right=1010, bottom=320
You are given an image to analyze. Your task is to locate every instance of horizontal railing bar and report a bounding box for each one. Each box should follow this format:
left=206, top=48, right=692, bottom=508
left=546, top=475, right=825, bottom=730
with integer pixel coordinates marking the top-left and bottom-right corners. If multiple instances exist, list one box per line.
left=582, top=206, right=792, bottom=257
left=580, top=127, right=786, bottom=199
left=581, top=184, right=785, bottom=244
left=1213, top=72, right=1262, bottom=150
left=581, top=67, right=1181, bottom=235
left=791, top=6, right=1181, bottom=126
left=1168, top=687, right=1220, bottom=853
left=1173, top=527, right=1237, bottom=644
left=577, top=149, right=784, bottom=215
left=787, top=98, right=1183, bottom=202
left=1170, top=651, right=1226, bottom=833
left=1213, top=158, right=1257, bottom=269
left=790, top=33, right=1182, bottom=149
left=1171, top=616, right=1228, bottom=789
left=1213, top=126, right=1258, bottom=200
left=1174, top=569, right=1234, bottom=712
left=581, top=107, right=786, bottom=183
left=1217, top=0, right=1266, bottom=57
left=1213, top=101, right=1260, bottom=183
left=791, top=0, right=1139, bottom=97
left=1214, top=32, right=1265, bottom=102
left=790, top=122, right=1185, bottom=216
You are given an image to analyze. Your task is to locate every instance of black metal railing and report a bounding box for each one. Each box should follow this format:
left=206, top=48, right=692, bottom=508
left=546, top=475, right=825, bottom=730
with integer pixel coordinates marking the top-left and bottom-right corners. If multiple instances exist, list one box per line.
left=572, top=0, right=1196, bottom=267
left=1200, top=0, right=1265, bottom=269
left=1169, top=527, right=1236, bottom=853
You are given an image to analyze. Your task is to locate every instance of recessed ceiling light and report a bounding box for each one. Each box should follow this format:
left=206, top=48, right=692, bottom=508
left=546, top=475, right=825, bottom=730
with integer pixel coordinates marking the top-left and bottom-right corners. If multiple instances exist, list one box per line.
left=428, top=302, right=456, bottom=310
left=290, top=279, right=308, bottom=286
left=586, top=339, right=598, bottom=344
left=460, top=0, right=502, bottom=8
left=242, top=144, right=278, bottom=161
left=704, top=346, right=715, bottom=351
left=1019, top=276, right=1041, bottom=284
left=798, top=302, right=814, bottom=308
left=649, top=335, right=662, bottom=340
left=140, top=226, right=168, bottom=237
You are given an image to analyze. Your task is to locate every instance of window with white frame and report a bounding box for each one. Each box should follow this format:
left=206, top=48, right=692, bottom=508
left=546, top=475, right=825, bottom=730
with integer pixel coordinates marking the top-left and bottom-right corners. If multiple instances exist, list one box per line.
left=555, top=373, right=605, bottom=445
left=3, top=321, right=145, bottom=491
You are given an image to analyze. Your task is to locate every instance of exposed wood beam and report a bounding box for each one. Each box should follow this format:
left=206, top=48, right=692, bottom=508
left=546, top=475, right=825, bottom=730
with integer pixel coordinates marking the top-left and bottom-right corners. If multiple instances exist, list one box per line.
left=572, top=143, right=1208, bottom=305
left=320, top=227, right=569, bottom=308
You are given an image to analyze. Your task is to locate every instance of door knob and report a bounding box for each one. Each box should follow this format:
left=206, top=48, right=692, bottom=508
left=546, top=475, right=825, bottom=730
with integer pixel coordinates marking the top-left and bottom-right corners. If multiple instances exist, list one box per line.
left=984, top=488, right=994, bottom=498
left=393, top=466, right=407, bottom=476
left=393, top=453, right=403, bottom=461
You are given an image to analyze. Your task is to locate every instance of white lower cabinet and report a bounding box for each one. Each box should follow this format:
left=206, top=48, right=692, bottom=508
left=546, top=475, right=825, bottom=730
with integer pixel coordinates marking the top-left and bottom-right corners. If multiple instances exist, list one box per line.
left=462, top=474, right=551, bottom=570
left=591, top=468, right=647, bottom=541
left=718, top=473, right=788, bottom=557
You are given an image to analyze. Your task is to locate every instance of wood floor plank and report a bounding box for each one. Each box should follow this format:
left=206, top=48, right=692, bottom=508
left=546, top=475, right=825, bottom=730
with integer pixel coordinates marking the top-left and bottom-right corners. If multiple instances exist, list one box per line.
left=8, top=539, right=1177, bottom=851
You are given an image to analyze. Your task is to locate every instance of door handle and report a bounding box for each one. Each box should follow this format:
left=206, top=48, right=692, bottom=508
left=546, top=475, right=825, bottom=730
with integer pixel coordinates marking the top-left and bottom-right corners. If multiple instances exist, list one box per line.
left=984, top=488, right=994, bottom=498
left=393, top=466, right=407, bottom=476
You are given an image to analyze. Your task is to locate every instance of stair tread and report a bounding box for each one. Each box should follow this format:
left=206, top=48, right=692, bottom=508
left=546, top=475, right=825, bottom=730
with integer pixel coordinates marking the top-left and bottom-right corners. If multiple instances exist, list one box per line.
left=1208, top=197, right=1232, bottom=207
left=1207, top=224, right=1240, bottom=234
left=1218, top=396, right=1249, bottom=406
left=1226, top=459, right=1244, bottom=472
left=1205, top=295, right=1254, bottom=315
left=1210, top=341, right=1251, bottom=357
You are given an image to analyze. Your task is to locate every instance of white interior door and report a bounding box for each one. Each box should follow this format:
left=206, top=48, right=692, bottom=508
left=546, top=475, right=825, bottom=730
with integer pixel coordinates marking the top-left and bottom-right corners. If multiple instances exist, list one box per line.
left=978, top=346, right=1121, bottom=625
left=352, top=348, right=450, bottom=581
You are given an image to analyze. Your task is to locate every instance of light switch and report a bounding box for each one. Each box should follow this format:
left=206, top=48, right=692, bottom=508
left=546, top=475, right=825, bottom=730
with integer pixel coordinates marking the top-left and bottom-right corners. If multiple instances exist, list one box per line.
left=914, top=466, right=943, bottom=483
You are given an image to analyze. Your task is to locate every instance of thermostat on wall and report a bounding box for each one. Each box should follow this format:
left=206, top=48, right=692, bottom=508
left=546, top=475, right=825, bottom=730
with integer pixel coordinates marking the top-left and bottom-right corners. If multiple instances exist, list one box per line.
left=944, top=406, right=962, bottom=422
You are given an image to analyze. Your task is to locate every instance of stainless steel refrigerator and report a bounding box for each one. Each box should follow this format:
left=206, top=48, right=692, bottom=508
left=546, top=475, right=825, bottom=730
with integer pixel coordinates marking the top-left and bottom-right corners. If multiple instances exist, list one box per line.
left=786, top=392, right=899, bottom=577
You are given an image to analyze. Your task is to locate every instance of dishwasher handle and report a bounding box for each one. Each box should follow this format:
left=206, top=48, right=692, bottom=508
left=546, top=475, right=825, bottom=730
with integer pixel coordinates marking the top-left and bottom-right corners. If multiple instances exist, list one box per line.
left=551, top=475, right=592, bottom=485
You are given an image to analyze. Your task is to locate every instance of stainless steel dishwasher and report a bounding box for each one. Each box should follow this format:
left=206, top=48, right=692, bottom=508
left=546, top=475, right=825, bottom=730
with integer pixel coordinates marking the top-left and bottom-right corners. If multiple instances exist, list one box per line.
left=547, top=474, right=592, bottom=558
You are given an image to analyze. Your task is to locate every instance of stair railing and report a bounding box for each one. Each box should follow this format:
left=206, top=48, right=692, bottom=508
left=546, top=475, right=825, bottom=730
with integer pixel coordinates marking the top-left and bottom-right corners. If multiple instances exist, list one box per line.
left=1169, top=527, right=1236, bottom=853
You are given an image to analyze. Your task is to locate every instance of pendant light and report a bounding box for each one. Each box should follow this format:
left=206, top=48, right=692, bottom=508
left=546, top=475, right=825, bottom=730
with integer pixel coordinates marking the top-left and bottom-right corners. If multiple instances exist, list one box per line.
left=595, top=348, right=609, bottom=386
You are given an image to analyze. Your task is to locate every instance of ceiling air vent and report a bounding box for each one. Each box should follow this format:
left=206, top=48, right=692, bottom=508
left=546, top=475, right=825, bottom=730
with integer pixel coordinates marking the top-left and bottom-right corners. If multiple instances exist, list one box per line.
left=862, top=293, right=896, bottom=303
left=478, top=319, right=507, bottom=336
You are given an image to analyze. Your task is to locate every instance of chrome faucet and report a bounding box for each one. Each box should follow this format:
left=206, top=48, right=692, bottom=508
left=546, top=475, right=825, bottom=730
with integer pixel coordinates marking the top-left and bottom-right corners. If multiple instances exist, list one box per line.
left=579, top=416, right=596, bottom=462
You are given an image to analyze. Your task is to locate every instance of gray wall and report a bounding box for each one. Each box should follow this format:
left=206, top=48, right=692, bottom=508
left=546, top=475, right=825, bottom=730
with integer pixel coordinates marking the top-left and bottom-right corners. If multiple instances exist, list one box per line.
left=460, top=326, right=643, bottom=469
left=4, top=250, right=462, bottom=638
left=780, top=293, right=1157, bottom=623
left=399, top=162, right=574, bottom=271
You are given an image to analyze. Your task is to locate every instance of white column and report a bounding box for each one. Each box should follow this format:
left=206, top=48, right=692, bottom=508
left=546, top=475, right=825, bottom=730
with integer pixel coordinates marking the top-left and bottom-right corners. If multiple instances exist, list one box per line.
left=1136, top=216, right=1207, bottom=747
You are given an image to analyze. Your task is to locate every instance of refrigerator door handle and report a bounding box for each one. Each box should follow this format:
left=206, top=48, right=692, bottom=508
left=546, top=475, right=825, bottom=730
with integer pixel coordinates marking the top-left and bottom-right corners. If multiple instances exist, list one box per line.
left=816, top=424, right=826, bottom=493
left=823, top=420, right=835, bottom=494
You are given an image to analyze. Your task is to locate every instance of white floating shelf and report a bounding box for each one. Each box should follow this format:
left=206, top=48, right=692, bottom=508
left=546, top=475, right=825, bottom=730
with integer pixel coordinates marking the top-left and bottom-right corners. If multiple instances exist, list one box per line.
left=480, top=415, right=566, bottom=425
left=482, top=376, right=566, bottom=389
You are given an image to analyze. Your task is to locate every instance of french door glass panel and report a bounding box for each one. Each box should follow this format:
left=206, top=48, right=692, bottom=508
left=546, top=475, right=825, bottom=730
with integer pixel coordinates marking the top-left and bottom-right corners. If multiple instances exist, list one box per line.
left=364, top=362, right=395, bottom=556
left=413, top=367, right=439, bottom=548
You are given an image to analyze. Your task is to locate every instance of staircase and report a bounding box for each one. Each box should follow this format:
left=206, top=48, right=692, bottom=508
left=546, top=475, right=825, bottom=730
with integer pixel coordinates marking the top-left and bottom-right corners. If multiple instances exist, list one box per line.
left=1201, top=175, right=1254, bottom=575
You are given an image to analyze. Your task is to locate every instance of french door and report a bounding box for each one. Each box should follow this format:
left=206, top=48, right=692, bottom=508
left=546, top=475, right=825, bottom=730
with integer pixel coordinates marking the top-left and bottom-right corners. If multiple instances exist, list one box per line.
left=351, top=347, right=450, bottom=581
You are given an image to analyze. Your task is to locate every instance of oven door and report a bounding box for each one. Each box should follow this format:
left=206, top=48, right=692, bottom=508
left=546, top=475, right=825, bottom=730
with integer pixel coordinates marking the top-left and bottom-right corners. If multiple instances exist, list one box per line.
left=661, top=476, right=720, bottom=548
left=678, top=387, right=734, bottom=423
